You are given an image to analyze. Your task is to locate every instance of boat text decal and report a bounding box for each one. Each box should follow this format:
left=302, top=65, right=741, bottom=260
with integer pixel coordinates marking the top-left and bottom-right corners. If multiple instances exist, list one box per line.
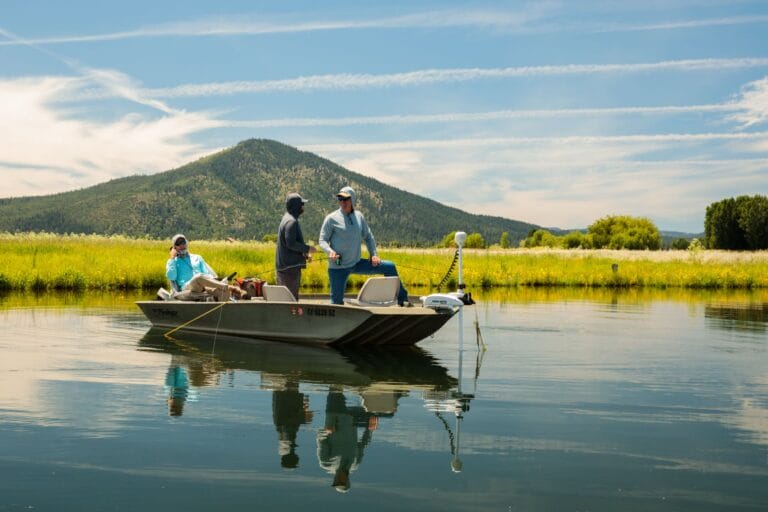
left=305, top=307, right=336, bottom=317
left=150, top=307, right=179, bottom=317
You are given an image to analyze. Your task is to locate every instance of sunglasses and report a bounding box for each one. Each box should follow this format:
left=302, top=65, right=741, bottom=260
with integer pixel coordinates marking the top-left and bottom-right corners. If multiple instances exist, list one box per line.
left=337, top=196, right=351, bottom=202
left=174, top=239, right=187, bottom=246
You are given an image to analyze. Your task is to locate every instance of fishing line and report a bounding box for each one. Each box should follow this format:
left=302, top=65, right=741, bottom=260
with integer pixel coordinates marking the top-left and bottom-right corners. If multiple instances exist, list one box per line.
left=240, top=249, right=460, bottom=288
left=211, top=300, right=225, bottom=355
left=392, top=263, right=446, bottom=275
left=473, top=306, right=486, bottom=352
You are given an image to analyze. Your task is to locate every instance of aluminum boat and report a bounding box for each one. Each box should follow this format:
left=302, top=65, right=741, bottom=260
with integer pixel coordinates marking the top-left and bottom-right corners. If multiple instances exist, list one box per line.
left=137, top=232, right=473, bottom=346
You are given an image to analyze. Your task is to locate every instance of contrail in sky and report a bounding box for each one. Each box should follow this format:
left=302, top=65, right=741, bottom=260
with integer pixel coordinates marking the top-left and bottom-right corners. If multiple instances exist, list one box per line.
left=302, top=131, right=768, bottom=152
left=227, top=104, right=736, bottom=128
left=125, top=58, right=768, bottom=98
left=2, top=12, right=767, bottom=45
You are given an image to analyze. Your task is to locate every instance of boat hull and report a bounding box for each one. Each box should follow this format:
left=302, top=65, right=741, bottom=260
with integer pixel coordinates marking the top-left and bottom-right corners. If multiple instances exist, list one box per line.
left=135, top=299, right=457, bottom=346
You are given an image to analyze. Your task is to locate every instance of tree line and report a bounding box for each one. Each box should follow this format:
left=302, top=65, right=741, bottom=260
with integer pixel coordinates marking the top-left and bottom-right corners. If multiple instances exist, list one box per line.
left=446, top=194, right=768, bottom=252
left=521, top=215, right=662, bottom=250
left=704, top=195, right=768, bottom=250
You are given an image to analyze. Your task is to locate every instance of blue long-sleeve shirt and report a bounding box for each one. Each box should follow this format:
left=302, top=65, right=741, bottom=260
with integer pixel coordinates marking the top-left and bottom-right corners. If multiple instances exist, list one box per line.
left=319, top=209, right=377, bottom=269
left=165, top=253, right=215, bottom=289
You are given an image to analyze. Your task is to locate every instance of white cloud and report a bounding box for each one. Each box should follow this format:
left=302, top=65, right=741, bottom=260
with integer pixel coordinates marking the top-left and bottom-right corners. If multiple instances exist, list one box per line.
left=312, top=136, right=768, bottom=230
left=0, top=76, right=220, bottom=198
left=729, top=76, right=768, bottom=127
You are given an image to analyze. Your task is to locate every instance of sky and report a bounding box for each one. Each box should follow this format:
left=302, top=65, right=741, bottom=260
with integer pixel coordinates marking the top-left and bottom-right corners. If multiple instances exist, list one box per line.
left=1, top=0, right=767, bottom=233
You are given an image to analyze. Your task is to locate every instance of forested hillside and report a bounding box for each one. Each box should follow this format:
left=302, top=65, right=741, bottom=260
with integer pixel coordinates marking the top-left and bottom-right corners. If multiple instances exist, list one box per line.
left=0, top=139, right=536, bottom=245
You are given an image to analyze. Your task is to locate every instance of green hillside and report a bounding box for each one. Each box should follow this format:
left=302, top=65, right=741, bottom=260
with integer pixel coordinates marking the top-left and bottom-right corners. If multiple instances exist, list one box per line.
left=0, top=139, right=536, bottom=245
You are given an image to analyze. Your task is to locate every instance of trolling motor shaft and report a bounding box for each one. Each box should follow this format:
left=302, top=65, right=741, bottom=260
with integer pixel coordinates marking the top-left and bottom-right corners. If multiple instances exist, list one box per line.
left=453, top=232, right=475, bottom=305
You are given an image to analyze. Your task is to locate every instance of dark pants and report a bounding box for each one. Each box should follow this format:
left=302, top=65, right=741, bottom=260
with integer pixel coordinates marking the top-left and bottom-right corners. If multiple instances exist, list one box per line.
left=276, top=267, right=302, bottom=300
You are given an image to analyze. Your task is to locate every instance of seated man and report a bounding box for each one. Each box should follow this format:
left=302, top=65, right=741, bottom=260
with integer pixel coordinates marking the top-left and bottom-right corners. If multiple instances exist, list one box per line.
left=165, top=234, right=237, bottom=301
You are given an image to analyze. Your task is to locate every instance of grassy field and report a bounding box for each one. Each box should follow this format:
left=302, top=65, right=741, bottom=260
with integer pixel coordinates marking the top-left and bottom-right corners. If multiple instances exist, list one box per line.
left=1, top=233, right=767, bottom=291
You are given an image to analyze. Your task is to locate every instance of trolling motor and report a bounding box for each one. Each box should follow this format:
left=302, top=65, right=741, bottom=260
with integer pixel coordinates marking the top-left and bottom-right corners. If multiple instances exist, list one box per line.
left=422, top=231, right=476, bottom=310
left=452, top=231, right=475, bottom=306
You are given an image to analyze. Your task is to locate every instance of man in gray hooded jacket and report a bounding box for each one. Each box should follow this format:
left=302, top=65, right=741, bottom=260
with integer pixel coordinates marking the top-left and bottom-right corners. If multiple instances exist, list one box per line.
left=319, top=186, right=409, bottom=305
left=276, top=193, right=316, bottom=300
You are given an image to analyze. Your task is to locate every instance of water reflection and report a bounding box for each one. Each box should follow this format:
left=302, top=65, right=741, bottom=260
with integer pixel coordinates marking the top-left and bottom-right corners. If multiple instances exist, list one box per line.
left=164, top=364, right=190, bottom=416
left=318, top=386, right=376, bottom=492
left=140, top=328, right=467, bottom=487
left=3, top=293, right=768, bottom=509
left=273, top=380, right=313, bottom=469
left=705, top=302, right=768, bottom=333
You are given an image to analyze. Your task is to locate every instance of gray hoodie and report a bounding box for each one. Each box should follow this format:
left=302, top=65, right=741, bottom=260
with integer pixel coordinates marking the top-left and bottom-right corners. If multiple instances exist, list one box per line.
left=318, top=186, right=377, bottom=269
left=276, top=193, right=311, bottom=271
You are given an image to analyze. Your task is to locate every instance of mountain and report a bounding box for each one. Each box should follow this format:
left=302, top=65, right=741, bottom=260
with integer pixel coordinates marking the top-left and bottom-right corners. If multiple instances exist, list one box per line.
left=0, top=139, right=536, bottom=246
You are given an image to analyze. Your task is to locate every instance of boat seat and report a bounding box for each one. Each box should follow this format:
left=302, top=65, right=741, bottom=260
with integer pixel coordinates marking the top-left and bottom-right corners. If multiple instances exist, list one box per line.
left=262, top=284, right=297, bottom=302
left=346, top=276, right=400, bottom=307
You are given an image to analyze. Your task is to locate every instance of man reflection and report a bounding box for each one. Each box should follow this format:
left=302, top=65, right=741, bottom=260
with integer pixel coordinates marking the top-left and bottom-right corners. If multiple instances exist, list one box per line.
left=272, top=380, right=313, bottom=469
left=165, top=364, right=190, bottom=417
left=317, top=386, right=377, bottom=492
left=163, top=355, right=216, bottom=417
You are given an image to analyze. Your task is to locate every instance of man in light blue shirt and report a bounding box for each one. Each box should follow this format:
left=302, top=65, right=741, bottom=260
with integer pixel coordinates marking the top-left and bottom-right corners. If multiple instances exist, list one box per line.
left=318, top=187, right=409, bottom=305
left=165, top=234, right=232, bottom=301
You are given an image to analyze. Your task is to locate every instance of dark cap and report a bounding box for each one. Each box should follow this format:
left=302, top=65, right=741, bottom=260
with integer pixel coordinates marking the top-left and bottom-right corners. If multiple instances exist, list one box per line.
left=287, top=192, right=308, bottom=204
left=286, top=193, right=308, bottom=215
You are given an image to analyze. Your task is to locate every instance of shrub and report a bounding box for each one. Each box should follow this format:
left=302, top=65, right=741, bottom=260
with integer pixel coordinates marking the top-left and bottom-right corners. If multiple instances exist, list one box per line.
left=588, top=215, right=661, bottom=250
left=563, top=231, right=584, bottom=249
left=464, top=233, right=486, bottom=249
left=524, top=229, right=561, bottom=248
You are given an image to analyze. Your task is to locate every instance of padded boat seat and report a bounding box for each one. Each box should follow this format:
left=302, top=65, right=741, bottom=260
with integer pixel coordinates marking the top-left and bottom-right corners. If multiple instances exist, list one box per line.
left=262, top=284, right=297, bottom=302
left=346, top=276, right=400, bottom=307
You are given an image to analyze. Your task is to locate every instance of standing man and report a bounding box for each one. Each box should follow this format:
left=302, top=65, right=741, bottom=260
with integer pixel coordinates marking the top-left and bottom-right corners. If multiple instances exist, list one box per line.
left=318, top=186, right=410, bottom=306
left=276, top=192, right=316, bottom=300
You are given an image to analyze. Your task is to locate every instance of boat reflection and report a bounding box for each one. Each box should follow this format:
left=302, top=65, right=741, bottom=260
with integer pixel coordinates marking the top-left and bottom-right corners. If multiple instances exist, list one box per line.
left=139, top=328, right=470, bottom=487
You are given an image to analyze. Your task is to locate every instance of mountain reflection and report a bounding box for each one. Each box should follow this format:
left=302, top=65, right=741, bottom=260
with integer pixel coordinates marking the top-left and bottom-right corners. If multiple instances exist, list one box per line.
left=140, top=329, right=465, bottom=488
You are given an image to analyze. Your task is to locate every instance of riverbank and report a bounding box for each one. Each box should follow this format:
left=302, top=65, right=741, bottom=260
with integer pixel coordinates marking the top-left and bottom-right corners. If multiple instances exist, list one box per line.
left=1, top=233, right=767, bottom=291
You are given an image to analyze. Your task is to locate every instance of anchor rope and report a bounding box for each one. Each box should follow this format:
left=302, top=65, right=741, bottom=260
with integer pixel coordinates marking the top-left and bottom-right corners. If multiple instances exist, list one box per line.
left=164, top=301, right=228, bottom=339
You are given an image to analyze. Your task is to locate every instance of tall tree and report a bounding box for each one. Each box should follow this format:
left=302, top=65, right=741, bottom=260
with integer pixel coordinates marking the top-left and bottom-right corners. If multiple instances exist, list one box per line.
left=737, top=196, right=768, bottom=250
left=704, top=196, right=765, bottom=250
left=499, top=231, right=510, bottom=248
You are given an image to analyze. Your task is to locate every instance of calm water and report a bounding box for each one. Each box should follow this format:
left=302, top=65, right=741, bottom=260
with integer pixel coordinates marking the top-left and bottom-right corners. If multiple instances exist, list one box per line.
left=1, top=289, right=766, bottom=511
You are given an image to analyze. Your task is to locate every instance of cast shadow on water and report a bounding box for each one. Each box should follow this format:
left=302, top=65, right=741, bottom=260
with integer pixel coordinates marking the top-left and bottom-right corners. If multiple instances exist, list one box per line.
left=139, top=328, right=476, bottom=490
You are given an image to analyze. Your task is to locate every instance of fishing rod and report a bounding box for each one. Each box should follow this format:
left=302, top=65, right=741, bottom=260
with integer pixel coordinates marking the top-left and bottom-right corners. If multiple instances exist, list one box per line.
left=231, top=250, right=459, bottom=283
